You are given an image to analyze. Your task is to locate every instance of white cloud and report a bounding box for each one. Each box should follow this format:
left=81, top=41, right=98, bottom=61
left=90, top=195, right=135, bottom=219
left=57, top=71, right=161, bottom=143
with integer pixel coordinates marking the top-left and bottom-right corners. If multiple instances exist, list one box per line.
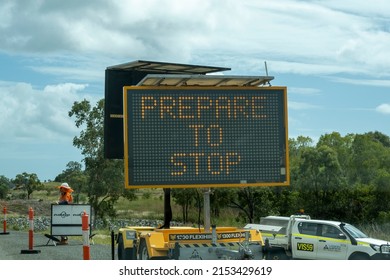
left=332, top=77, right=390, bottom=87
left=289, top=101, right=319, bottom=110
left=1, top=0, right=390, bottom=180
left=0, top=81, right=95, bottom=143
left=376, top=104, right=390, bottom=115
left=289, top=87, right=321, bottom=96
left=1, top=0, right=390, bottom=79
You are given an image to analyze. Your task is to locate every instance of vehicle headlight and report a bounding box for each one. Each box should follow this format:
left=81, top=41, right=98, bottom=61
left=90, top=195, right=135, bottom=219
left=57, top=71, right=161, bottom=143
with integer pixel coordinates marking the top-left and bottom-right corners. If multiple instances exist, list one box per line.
left=380, top=245, right=390, bottom=254
left=370, top=244, right=380, bottom=252
left=370, top=244, right=390, bottom=253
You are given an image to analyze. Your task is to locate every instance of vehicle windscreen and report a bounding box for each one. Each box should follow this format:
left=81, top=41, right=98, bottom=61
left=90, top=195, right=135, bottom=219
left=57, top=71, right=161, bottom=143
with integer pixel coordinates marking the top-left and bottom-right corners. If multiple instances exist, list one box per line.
left=343, top=224, right=368, bottom=238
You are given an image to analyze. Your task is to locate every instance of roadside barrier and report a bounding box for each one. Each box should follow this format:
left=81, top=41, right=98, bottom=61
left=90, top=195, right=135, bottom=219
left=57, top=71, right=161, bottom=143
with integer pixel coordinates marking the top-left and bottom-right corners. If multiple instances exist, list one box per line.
left=20, top=207, right=41, bottom=254
left=0, top=206, right=10, bottom=235
left=82, top=211, right=90, bottom=260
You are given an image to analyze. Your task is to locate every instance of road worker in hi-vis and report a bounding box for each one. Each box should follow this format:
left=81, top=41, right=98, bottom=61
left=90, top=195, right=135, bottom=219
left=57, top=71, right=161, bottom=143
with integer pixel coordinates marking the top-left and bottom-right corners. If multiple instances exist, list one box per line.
left=57, top=182, right=73, bottom=245
left=58, top=182, right=73, bottom=204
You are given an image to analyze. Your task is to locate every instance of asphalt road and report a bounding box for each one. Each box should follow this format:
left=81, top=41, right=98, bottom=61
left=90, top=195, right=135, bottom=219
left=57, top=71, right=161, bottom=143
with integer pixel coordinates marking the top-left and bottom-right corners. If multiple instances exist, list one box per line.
left=0, top=231, right=114, bottom=260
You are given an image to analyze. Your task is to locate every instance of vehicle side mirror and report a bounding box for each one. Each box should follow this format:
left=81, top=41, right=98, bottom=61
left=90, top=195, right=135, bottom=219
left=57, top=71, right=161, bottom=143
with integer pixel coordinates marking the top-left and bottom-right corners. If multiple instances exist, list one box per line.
left=338, top=233, right=347, bottom=240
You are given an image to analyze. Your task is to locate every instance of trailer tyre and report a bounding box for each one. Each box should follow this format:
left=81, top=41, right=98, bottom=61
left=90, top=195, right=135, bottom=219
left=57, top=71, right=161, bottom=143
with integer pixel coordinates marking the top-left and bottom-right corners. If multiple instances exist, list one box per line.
left=138, top=239, right=150, bottom=260
left=118, top=233, right=136, bottom=260
left=118, top=234, right=125, bottom=260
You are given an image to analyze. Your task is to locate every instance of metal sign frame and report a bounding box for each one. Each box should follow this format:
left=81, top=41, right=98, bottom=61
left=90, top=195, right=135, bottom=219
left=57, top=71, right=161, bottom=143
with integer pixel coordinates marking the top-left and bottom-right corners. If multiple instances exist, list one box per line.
left=124, top=86, right=289, bottom=189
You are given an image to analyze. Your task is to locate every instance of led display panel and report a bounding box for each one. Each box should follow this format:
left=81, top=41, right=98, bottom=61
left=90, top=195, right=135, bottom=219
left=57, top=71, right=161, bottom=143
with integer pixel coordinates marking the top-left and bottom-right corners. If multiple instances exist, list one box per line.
left=124, top=86, right=289, bottom=188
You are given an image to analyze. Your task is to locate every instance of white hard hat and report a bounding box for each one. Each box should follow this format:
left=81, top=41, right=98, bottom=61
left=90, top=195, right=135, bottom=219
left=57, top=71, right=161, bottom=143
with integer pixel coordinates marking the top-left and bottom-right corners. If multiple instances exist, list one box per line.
left=58, top=182, right=73, bottom=192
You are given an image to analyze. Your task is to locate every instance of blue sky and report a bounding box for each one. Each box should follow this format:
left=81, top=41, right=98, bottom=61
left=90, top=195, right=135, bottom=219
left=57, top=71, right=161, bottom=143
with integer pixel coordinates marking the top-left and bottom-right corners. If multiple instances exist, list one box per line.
left=1, top=0, right=390, bottom=181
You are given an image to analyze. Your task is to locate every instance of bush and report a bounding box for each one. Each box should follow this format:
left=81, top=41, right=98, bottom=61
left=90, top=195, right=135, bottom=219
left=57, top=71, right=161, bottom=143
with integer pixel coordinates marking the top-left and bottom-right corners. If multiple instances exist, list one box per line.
left=0, top=184, right=8, bottom=199
left=142, top=191, right=151, bottom=200
left=378, top=211, right=390, bottom=224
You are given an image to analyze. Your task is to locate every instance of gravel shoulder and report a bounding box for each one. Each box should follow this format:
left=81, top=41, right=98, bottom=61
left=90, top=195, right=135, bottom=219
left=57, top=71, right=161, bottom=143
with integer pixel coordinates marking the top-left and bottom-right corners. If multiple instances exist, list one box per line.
left=0, top=231, right=113, bottom=260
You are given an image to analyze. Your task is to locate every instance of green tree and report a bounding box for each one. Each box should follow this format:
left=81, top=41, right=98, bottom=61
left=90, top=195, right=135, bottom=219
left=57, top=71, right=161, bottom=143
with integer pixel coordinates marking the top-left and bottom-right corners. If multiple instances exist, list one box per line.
left=229, top=187, right=276, bottom=223
left=345, top=183, right=377, bottom=223
left=55, top=161, right=87, bottom=203
left=12, top=172, right=43, bottom=200
left=367, top=131, right=390, bottom=148
left=69, top=98, right=135, bottom=224
left=296, top=145, right=346, bottom=219
left=289, top=136, right=314, bottom=171
left=271, top=187, right=302, bottom=216
left=372, top=166, right=390, bottom=216
left=317, top=132, right=354, bottom=181
left=287, top=136, right=316, bottom=214
left=0, top=175, right=11, bottom=199
left=210, top=188, right=235, bottom=218
left=55, top=161, right=83, bottom=182
left=349, top=134, right=384, bottom=185
left=349, top=132, right=390, bottom=220
left=172, top=188, right=196, bottom=223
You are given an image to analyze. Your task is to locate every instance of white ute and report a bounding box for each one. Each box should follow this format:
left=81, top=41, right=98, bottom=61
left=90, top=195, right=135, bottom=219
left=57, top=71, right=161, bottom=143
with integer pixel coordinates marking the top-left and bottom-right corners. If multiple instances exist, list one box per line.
left=245, top=215, right=390, bottom=260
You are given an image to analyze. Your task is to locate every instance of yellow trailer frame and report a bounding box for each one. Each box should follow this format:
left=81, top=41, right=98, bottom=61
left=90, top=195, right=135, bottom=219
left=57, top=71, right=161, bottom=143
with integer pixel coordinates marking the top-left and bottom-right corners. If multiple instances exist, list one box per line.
left=117, top=226, right=264, bottom=260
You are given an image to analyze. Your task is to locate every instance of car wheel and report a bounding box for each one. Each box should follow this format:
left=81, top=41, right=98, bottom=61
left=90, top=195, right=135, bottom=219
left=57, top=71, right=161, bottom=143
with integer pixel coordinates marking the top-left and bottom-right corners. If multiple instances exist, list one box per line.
left=349, top=253, right=370, bottom=260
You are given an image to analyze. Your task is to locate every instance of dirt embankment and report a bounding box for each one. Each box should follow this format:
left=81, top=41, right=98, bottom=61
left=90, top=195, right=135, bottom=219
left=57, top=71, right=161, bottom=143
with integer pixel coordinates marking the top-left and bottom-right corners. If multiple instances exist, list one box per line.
left=0, top=199, right=52, bottom=217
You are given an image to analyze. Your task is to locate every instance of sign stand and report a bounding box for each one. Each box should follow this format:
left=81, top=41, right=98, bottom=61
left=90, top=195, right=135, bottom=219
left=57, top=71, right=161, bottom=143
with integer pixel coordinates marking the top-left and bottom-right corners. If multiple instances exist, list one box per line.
left=203, top=188, right=211, bottom=233
left=44, top=234, right=60, bottom=246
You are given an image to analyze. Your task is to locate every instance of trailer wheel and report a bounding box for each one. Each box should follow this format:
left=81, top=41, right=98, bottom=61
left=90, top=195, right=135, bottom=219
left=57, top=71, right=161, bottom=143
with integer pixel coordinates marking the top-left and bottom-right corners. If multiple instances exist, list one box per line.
left=138, top=239, right=150, bottom=260
left=117, top=233, right=136, bottom=260
left=117, top=234, right=126, bottom=260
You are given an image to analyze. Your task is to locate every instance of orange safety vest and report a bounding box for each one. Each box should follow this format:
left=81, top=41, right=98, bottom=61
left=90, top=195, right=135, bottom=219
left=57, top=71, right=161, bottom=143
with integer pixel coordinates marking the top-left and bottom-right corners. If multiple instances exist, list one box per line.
left=59, top=192, right=73, bottom=204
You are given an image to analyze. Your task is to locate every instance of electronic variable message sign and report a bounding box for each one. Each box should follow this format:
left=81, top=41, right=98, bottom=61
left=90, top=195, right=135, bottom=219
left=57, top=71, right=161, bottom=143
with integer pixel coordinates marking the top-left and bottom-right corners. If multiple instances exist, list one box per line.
left=124, top=86, right=289, bottom=189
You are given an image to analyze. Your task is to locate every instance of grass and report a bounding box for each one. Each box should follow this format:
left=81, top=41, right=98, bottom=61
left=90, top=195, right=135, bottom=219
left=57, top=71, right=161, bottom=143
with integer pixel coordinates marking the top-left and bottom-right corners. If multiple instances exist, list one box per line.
left=114, top=188, right=244, bottom=227
left=4, top=183, right=390, bottom=243
left=8, top=183, right=244, bottom=226
left=115, top=189, right=166, bottom=220
left=358, top=223, right=390, bottom=241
